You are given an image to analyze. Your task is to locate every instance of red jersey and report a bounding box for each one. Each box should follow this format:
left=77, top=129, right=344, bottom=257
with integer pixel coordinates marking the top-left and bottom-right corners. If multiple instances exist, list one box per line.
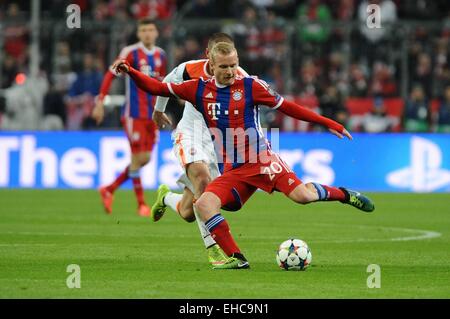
left=167, top=76, right=284, bottom=173
left=100, top=42, right=167, bottom=120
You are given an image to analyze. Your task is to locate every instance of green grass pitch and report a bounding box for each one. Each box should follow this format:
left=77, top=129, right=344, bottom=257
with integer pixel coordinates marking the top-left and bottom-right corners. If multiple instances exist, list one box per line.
left=0, top=189, right=449, bottom=298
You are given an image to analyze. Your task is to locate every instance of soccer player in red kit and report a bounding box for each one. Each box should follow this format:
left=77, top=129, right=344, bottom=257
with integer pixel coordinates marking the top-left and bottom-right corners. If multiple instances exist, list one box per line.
left=92, top=19, right=167, bottom=217
left=113, top=42, right=375, bottom=268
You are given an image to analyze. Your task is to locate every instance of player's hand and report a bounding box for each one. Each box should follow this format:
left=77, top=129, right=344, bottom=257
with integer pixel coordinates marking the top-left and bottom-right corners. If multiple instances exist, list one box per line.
left=329, top=127, right=353, bottom=140
left=92, top=100, right=105, bottom=125
left=112, top=59, right=130, bottom=74
left=152, top=110, right=172, bottom=129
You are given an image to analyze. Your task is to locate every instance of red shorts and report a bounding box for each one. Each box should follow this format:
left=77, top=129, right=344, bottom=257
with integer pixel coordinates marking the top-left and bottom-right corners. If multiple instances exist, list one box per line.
left=206, top=152, right=302, bottom=211
left=122, top=118, right=158, bottom=154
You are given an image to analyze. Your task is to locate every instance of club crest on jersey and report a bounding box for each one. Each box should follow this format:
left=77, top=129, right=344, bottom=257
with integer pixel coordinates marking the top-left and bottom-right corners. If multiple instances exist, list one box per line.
left=232, top=89, right=243, bottom=101
left=140, top=61, right=152, bottom=76
left=207, top=103, right=221, bottom=120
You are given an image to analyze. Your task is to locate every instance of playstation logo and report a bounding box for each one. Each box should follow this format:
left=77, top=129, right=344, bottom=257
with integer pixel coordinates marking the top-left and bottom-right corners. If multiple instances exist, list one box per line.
left=386, top=136, right=450, bottom=192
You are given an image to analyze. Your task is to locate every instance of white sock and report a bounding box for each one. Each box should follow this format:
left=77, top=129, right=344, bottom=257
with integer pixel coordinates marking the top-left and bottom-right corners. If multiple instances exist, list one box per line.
left=193, top=206, right=217, bottom=249
left=163, top=192, right=183, bottom=213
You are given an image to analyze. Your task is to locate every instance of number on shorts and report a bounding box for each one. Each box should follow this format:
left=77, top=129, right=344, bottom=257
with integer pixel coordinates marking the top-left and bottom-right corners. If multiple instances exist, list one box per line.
left=262, top=161, right=285, bottom=181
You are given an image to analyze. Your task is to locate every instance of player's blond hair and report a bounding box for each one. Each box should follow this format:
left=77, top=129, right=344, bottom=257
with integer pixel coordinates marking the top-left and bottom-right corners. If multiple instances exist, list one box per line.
left=209, top=42, right=237, bottom=62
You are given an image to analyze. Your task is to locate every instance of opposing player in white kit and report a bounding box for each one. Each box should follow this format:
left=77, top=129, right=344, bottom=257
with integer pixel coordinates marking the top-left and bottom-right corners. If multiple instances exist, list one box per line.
left=150, top=33, right=249, bottom=267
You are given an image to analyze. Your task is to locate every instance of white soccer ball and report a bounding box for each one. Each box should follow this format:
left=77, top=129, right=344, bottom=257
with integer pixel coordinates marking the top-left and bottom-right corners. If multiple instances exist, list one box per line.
left=276, top=238, right=312, bottom=271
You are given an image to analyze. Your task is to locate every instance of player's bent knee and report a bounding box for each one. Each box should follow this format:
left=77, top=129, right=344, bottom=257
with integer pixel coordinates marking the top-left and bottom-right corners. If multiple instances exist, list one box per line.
left=194, top=197, right=209, bottom=214
left=194, top=192, right=221, bottom=220
left=289, top=187, right=315, bottom=204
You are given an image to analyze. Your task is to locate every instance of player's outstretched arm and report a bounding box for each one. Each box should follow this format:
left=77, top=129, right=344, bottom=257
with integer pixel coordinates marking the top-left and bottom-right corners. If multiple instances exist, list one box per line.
left=112, top=60, right=172, bottom=98
left=278, top=100, right=352, bottom=140
left=92, top=71, right=116, bottom=125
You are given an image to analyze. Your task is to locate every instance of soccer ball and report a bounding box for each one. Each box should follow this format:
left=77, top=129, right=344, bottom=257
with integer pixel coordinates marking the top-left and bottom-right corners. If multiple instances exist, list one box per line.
left=276, top=238, right=312, bottom=271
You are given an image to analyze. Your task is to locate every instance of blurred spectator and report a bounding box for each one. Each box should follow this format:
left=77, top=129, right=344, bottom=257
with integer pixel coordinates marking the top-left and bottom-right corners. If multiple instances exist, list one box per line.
left=349, top=63, right=369, bottom=97
left=46, top=41, right=76, bottom=128
left=335, top=0, right=355, bottom=21
left=319, top=85, right=348, bottom=126
left=244, top=0, right=297, bottom=18
left=399, top=0, right=443, bottom=20
left=260, top=10, right=287, bottom=62
left=361, top=97, right=397, bottom=132
left=262, top=63, right=285, bottom=93
left=369, top=61, right=397, bottom=97
left=53, top=41, right=72, bottom=77
left=3, top=3, right=28, bottom=65
left=175, top=37, right=203, bottom=63
left=43, top=85, right=67, bottom=130
left=403, top=85, right=430, bottom=132
left=294, top=59, right=321, bottom=99
left=1, top=74, right=48, bottom=130
left=229, top=0, right=253, bottom=19
left=297, top=0, right=332, bottom=43
left=330, top=0, right=355, bottom=52
left=326, top=51, right=348, bottom=96
left=432, top=37, right=450, bottom=97
left=131, top=0, right=175, bottom=20
left=296, top=0, right=332, bottom=56
left=411, top=52, right=433, bottom=98
left=226, top=6, right=265, bottom=75
left=443, top=10, right=450, bottom=37
left=94, top=0, right=111, bottom=21
left=185, top=0, right=218, bottom=17
left=66, top=53, right=103, bottom=130
left=435, top=85, right=450, bottom=133
left=249, top=0, right=274, bottom=7
left=1, top=54, right=19, bottom=88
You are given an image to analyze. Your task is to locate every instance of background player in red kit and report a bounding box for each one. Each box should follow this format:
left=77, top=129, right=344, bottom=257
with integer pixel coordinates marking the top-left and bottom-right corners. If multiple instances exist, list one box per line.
left=113, top=42, right=375, bottom=268
left=92, top=19, right=167, bottom=217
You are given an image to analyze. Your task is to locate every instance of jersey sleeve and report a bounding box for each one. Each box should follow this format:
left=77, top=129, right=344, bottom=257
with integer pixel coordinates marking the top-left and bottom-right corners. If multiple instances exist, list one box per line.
left=166, top=79, right=199, bottom=105
left=154, top=62, right=187, bottom=112
left=237, top=66, right=250, bottom=77
left=251, top=78, right=284, bottom=109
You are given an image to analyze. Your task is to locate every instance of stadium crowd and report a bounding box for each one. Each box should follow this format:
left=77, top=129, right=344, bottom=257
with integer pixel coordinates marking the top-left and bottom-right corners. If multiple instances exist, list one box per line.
left=1, top=0, right=450, bottom=133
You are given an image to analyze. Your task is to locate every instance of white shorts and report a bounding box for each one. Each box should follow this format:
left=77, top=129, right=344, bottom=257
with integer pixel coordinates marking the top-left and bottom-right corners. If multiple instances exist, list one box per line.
left=171, top=127, right=220, bottom=193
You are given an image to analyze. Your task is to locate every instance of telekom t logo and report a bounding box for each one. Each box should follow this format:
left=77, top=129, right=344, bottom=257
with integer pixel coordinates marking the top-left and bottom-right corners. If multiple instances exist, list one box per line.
left=207, top=103, right=221, bottom=120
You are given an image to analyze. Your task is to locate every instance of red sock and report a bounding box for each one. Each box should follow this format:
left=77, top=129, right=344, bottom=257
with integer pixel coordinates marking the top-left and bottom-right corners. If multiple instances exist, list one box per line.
left=132, top=177, right=145, bottom=206
left=322, top=185, right=346, bottom=201
left=106, top=166, right=129, bottom=193
left=206, top=215, right=240, bottom=256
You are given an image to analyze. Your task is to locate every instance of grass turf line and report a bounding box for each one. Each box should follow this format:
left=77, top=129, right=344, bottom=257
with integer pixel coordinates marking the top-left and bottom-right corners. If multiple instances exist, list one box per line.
left=0, top=190, right=449, bottom=298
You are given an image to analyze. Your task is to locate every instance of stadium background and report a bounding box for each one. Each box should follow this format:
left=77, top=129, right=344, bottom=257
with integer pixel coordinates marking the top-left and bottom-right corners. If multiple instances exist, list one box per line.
left=0, top=0, right=449, bottom=192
